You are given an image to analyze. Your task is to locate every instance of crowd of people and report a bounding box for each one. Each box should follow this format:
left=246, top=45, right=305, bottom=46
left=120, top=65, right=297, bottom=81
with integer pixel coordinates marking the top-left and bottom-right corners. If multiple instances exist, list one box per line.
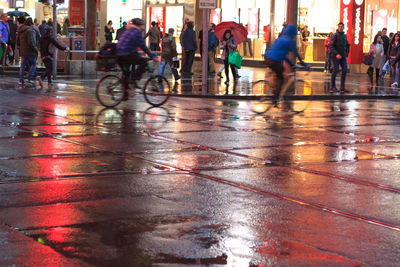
left=108, top=18, right=244, bottom=85
left=323, top=25, right=400, bottom=91
left=0, top=14, right=69, bottom=87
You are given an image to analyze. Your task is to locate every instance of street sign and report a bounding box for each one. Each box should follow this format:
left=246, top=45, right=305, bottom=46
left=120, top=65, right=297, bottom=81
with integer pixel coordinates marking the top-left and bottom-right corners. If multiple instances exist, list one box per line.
left=74, top=40, right=82, bottom=50
left=199, top=0, right=216, bottom=9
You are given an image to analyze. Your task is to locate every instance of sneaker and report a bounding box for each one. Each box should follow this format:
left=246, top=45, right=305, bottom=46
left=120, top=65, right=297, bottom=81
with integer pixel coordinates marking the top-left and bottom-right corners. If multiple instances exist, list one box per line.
left=17, top=82, right=23, bottom=88
left=324, top=70, right=327, bottom=73
left=391, top=82, right=398, bottom=88
left=340, top=88, right=350, bottom=93
left=36, top=77, right=43, bottom=89
left=329, top=87, right=339, bottom=93
left=26, top=79, right=35, bottom=86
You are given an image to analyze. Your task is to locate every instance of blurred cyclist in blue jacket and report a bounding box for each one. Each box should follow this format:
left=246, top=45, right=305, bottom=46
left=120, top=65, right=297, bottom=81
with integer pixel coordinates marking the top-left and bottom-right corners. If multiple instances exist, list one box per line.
left=264, top=24, right=310, bottom=99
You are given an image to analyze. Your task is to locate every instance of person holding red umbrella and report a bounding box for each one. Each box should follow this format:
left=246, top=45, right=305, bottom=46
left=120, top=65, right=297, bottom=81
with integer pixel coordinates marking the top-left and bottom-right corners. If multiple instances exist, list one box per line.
left=220, top=30, right=238, bottom=84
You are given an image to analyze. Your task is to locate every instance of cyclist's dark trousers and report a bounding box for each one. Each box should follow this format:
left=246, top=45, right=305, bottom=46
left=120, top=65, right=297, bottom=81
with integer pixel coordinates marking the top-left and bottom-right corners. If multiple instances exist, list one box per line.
left=264, top=58, right=284, bottom=99
left=118, top=53, right=147, bottom=80
left=40, top=57, right=53, bottom=83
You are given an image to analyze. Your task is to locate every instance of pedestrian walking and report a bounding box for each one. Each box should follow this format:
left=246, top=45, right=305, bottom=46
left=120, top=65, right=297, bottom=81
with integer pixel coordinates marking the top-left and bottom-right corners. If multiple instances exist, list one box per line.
left=220, top=29, right=238, bottom=84
left=37, top=27, right=68, bottom=88
left=208, top=23, right=218, bottom=73
left=388, top=33, right=400, bottom=84
left=144, top=21, right=161, bottom=51
left=159, top=28, right=180, bottom=82
left=104, top=20, right=114, bottom=42
left=324, top=33, right=332, bottom=73
left=181, top=21, right=196, bottom=76
left=329, top=22, right=350, bottom=93
left=17, top=17, right=39, bottom=87
left=367, top=34, right=385, bottom=85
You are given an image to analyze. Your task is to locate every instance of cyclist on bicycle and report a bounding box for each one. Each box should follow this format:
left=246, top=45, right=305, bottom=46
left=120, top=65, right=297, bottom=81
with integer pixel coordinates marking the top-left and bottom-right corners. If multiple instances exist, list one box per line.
left=116, top=18, right=159, bottom=99
left=264, top=24, right=310, bottom=100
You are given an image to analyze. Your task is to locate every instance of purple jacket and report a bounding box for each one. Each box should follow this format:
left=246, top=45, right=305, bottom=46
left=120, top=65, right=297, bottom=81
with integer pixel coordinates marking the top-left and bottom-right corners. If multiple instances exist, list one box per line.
left=116, top=28, right=155, bottom=58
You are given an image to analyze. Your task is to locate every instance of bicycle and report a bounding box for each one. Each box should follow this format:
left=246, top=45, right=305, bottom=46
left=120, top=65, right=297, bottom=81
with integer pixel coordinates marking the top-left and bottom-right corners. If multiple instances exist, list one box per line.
left=251, top=65, right=313, bottom=114
left=95, top=58, right=171, bottom=108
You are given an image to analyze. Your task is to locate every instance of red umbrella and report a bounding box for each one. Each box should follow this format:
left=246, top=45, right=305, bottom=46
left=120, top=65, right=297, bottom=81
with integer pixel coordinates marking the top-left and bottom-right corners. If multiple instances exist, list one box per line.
left=214, top=21, right=248, bottom=44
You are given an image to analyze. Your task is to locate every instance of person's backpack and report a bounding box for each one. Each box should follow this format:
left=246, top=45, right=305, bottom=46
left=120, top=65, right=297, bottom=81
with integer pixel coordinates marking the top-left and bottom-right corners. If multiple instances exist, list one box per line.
left=99, top=41, right=117, bottom=56
left=96, top=41, right=117, bottom=71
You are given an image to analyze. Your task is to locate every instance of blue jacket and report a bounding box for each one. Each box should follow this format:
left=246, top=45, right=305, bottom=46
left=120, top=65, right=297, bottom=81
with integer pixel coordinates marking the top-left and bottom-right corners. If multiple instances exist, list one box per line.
left=116, top=27, right=155, bottom=58
left=208, top=31, right=218, bottom=52
left=265, top=25, right=302, bottom=64
left=0, top=21, right=9, bottom=43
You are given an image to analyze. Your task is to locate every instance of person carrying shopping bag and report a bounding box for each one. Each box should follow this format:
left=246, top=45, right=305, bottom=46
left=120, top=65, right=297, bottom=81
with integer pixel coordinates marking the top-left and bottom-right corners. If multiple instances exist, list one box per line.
left=367, top=34, right=385, bottom=85
left=220, top=29, right=237, bottom=84
left=159, top=28, right=180, bottom=82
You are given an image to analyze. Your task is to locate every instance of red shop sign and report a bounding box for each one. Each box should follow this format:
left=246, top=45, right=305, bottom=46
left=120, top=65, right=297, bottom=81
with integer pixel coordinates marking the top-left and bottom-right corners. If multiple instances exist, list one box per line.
left=210, top=9, right=221, bottom=25
left=149, top=7, right=166, bottom=35
left=340, top=0, right=365, bottom=64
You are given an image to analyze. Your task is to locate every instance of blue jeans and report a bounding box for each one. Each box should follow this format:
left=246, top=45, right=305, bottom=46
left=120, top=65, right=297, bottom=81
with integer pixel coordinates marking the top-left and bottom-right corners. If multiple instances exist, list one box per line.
left=395, top=63, right=400, bottom=83
left=159, top=61, right=180, bottom=80
left=324, top=52, right=331, bottom=71
left=331, top=57, right=347, bottom=89
left=19, top=56, right=37, bottom=83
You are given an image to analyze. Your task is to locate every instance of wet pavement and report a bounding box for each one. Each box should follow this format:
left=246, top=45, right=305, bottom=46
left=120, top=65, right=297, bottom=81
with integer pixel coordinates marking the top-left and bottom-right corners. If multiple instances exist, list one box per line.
left=0, top=69, right=400, bottom=266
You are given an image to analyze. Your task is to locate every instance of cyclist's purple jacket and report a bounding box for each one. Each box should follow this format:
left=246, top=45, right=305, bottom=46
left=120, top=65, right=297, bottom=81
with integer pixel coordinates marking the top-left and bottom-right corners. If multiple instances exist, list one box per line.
left=116, top=27, right=156, bottom=58
left=264, top=25, right=301, bottom=63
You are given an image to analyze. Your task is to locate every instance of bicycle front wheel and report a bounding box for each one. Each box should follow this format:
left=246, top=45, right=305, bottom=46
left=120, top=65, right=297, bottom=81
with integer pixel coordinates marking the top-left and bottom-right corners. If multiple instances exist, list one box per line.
left=251, top=80, right=275, bottom=114
left=284, top=79, right=313, bottom=114
left=143, top=75, right=171, bottom=107
left=96, top=75, right=125, bottom=107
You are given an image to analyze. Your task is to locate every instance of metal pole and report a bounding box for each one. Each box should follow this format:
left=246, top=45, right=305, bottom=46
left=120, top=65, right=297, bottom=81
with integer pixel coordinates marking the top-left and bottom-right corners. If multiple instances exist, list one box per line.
left=201, top=8, right=209, bottom=94
left=83, top=0, right=87, bottom=77
left=286, top=0, right=298, bottom=27
left=52, top=2, right=57, bottom=79
left=270, top=0, right=275, bottom=44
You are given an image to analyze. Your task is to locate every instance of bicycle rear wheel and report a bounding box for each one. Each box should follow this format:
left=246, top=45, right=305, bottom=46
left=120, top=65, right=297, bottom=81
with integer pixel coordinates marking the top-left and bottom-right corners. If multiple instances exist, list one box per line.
left=284, top=79, right=313, bottom=114
left=96, top=75, right=125, bottom=107
left=251, top=80, right=275, bottom=114
left=143, top=75, right=171, bottom=107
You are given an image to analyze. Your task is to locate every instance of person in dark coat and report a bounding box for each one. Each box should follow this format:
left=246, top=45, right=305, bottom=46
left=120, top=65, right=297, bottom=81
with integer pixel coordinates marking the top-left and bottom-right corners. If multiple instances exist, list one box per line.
left=329, top=22, right=350, bottom=93
left=381, top=28, right=389, bottom=57
left=17, top=18, right=39, bottom=86
left=181, top=21, right=197, bottom=76
left=7, top=16, right=17, bottom=64
left=388, top=33, right=400, bottom=87
left=144, top=21, right=161, bottom=51
left=37, top=27, right=68, bottom=88
left=104, top=20, right=114, bottom=42
left=116, top=21, right=127, bottom=41
left=39, top=19, right=47, bottom=36
left=159, top=28, right=180, bottom=81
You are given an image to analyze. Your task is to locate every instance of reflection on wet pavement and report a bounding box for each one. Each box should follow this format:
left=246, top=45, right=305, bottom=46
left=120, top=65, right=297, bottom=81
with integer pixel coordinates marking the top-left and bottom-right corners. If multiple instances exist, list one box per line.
left=0, top=73, right=400, bottom=266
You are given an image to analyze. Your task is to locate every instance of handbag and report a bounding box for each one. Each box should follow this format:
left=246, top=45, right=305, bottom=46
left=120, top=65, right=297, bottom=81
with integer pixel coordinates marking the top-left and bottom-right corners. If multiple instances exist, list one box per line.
left=363, top=54, right=373, bottom=65
left=228, top=51, right=242, bottom=69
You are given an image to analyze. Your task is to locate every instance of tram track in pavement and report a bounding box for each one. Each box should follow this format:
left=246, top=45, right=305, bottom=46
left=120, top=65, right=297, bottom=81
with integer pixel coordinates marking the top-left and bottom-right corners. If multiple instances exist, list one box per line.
left=1, top=79, right=400, bottom=234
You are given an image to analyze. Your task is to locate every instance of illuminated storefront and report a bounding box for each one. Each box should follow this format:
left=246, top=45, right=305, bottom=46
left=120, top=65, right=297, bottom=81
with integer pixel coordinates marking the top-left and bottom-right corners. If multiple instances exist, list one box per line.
left=217, top=0, right=400, bottom=63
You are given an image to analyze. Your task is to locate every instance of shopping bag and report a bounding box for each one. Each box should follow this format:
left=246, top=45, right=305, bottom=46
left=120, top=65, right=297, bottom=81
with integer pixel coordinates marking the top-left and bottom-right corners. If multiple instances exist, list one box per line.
left=363, top=54, right=373, bottom=65
left=381, top=60, right=389, bottom=71
left=228, top=51, right=242, bottom=69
